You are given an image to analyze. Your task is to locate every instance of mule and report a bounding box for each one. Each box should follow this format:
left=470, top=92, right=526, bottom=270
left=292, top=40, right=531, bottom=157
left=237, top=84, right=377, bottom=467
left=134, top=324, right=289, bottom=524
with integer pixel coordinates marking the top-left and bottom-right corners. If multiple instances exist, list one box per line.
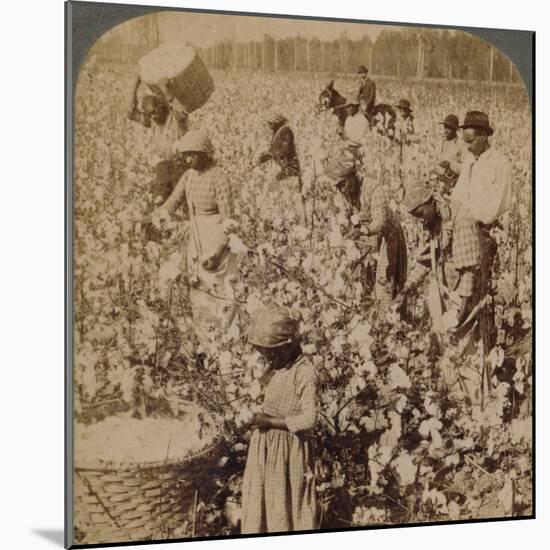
left=316, top=80, right=396, bottom=138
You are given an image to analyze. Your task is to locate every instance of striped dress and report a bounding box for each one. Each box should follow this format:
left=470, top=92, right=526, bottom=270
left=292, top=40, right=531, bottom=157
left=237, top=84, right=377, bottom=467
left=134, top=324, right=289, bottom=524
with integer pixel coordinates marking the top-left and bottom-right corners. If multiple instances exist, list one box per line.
left=241, top=356, right=318, bottom=534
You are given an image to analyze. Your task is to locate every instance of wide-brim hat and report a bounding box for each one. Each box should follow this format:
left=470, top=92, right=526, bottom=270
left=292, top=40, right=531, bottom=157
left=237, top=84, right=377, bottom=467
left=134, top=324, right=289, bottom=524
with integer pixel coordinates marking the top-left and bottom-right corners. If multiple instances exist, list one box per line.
left=396, top=99, right=412, bottom=112
left=247, top=305, right=302, bottom=348
left=173, top=130, right=214, bottom=155
left=357, top=64, right=369, bottom=74
left=440, top=114, right=459, bottom=130
left=324, top=157, right=356, bottom=184
left=459, top=111, right=494, bottom=136
left=404, top=182, right=434, bottom=213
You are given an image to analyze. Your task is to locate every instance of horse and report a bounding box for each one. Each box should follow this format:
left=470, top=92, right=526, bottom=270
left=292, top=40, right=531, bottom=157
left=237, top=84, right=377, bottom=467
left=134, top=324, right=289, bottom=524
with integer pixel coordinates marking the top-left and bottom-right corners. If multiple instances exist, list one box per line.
left=316, top=80, right=348, bottom=129
left=316, top=80, right=396, bottom=138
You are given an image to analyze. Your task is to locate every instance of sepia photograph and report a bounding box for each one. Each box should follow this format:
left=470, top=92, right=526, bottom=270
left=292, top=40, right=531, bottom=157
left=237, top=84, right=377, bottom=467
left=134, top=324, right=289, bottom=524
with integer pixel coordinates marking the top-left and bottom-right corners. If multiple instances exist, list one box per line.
left=67, top=3, right=533, bottom=547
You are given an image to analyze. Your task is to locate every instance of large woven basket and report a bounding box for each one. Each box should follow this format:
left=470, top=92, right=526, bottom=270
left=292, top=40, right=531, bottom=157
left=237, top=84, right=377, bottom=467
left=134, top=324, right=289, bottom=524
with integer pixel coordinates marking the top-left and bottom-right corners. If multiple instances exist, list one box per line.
left=74, top=438, right=223, bottom=544
left=169, top=53, right=214, bottom=113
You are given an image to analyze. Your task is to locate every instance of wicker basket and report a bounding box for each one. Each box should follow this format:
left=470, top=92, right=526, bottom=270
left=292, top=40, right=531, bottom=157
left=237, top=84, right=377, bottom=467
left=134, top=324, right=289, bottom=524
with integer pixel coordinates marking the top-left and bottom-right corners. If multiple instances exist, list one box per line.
left=168, top=52, right=214, bottom=113
left=74, top=438, right=223, bottom=544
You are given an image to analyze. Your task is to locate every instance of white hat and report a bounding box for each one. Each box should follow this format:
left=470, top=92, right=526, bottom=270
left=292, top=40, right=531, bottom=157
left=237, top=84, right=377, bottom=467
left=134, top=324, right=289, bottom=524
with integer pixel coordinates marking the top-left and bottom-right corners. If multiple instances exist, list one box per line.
left=173, top=130, right=214, bottom=156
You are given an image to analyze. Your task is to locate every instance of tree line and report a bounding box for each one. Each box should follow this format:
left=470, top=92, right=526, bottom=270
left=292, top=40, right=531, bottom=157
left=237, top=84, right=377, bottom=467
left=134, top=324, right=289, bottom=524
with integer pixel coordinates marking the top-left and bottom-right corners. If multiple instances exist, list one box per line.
left=90, top=20, right=520, bottom=83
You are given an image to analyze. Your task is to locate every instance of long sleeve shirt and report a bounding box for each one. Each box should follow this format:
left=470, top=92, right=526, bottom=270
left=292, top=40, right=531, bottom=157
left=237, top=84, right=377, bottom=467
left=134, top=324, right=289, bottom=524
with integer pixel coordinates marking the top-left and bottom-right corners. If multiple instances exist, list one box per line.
left=359, top=175, right=396, bottom=237
left=440, top=136, right=464, bottom=175
left=451, top=147, right=512, bottom=226
left=407, top=201, right=481, bottom=300
left=157, top=165, right=235, bottom=219
left=395, top=114, right=415, bottom=144
left=259, top=125, right=301, bottom=179
left=261, top=356, right=318, bottom=435
left=344, top=112, right=369, bottom=146
left=127, top=83, right=188, bottom=164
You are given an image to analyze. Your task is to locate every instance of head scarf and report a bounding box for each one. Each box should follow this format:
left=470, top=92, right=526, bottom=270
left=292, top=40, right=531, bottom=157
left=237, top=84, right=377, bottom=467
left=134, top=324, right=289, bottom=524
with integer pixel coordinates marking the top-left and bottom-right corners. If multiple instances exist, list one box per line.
left=267, top=113, right=288, bottom=127
left=173, top=130, right=214, bottom=156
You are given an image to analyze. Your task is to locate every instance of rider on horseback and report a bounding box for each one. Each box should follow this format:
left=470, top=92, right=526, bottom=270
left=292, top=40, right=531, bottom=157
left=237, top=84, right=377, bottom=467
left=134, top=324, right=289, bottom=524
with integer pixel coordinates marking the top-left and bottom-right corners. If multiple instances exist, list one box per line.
left=357, top=65, right=376, bottom=123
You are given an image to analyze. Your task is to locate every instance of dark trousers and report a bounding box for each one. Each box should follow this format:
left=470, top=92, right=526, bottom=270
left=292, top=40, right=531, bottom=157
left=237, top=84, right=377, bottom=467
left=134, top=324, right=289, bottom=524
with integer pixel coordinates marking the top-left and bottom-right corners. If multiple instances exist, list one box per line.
left=479, top=225, right=498, bottom=351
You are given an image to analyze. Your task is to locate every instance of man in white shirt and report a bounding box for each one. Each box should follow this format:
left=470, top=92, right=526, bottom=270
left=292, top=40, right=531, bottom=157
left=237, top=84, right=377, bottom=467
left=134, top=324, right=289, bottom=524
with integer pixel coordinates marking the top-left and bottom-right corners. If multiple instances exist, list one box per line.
left=343, top=102, right=369, bottom=159
left=451, top=111, right=512, bottom=349
left=452, top=111, right=512, bottom=226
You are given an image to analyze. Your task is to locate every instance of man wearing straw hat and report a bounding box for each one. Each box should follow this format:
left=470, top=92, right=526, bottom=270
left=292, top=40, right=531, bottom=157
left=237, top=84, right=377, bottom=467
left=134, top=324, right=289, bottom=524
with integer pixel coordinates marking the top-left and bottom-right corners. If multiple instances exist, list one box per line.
left=452, top=111, right=512, bottom=350
left=394, top=182, right=486, bottom=406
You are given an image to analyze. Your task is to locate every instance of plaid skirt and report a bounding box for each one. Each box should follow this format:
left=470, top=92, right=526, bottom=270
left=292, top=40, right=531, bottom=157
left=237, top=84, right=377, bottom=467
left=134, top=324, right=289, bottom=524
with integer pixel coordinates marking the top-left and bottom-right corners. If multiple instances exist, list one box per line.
left=241, top=429, right=316, bottom=534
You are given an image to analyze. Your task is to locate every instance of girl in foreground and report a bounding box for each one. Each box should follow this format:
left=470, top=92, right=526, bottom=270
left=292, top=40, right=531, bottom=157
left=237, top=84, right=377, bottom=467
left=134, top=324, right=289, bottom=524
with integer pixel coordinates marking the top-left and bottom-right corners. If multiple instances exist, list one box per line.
left=241, top=305, right=318, bottom=534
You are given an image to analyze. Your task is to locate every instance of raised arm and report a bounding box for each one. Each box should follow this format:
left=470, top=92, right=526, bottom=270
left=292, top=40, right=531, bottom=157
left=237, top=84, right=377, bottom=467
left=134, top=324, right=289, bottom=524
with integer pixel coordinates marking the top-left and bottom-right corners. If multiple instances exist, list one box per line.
left=126, top=75, right=151, bottom=128
left=153, top=173, right=188, bottom=218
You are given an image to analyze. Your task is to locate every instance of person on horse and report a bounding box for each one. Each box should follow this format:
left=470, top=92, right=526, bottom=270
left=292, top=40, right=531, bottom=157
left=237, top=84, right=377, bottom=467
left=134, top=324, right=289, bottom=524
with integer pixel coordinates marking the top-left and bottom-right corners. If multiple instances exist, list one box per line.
left=357, top=65, right=376, bottom=124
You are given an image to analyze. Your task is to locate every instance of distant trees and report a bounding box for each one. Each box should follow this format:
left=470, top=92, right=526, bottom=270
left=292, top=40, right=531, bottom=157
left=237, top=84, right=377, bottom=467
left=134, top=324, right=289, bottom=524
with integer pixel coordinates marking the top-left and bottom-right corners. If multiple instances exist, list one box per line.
left=202, top=29, right=519, bottom=83
left=88, top=19, right=520, bottom=84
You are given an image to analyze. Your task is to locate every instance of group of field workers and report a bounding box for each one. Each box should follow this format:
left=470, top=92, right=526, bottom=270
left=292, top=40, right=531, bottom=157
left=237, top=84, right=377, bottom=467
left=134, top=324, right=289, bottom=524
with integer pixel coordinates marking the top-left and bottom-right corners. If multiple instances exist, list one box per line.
left=126, top=46, right=512, bottom=534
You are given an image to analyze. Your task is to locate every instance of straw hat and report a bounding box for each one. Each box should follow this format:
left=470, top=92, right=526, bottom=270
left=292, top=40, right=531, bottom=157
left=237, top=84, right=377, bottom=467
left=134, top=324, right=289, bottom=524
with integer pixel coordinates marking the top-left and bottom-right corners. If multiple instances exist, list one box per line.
left=247, top=305, right=302, bottom=348
left=404, top=182, right=434, bottom=213
left=324, top=157, right=356, bottom=185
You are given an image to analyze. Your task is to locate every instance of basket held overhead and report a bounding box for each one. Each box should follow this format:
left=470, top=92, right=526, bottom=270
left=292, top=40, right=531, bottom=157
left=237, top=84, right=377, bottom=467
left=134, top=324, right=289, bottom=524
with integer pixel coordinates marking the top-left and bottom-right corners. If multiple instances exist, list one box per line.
left=139, top=42, right=214, bottom=113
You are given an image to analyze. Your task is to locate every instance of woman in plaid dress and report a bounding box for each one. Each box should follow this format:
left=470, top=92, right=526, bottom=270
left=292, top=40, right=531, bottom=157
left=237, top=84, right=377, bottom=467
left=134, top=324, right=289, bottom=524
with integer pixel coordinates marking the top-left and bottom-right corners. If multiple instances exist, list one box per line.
left=241, top=305, right=318, bottom=534
left=153, top=130, right=239, bottom=343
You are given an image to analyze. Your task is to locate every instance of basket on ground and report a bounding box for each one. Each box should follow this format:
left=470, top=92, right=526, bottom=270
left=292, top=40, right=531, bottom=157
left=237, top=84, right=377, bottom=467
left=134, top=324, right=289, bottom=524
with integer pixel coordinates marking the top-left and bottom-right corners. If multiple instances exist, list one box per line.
left=74, top=411, right=224, bottom=544
left=74, top=439, right=223, bottom=544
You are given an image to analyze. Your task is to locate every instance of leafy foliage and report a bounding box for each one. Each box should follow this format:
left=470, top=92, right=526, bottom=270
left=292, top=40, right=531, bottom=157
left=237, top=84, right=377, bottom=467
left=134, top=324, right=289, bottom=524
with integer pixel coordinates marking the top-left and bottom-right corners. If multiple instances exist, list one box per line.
left=74, top=63, right=532, bottom=538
